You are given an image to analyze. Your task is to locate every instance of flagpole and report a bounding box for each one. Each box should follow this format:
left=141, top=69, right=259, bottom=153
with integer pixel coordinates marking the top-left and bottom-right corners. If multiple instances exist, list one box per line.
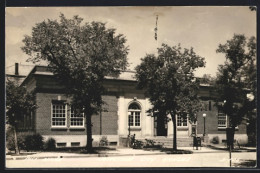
left=154, top=15, right=158, bottom=53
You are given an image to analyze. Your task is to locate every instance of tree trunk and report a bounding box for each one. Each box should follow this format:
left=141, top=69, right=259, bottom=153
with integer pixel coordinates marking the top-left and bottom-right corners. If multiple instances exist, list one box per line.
left=13, top=125, right=20, bottom=155
left=86, top=112, right=93, bottom=153
left=171, top=114, right=177, bottom=151
left=230, top=126, right=235, bottom=150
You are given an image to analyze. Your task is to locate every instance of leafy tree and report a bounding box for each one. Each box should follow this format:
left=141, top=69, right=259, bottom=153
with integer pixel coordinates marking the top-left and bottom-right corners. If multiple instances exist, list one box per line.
left=199, top=74, right=216, bottom=85
left=6, top=80, right=37, bottom=154
left=215, top=34, right=256, bottom=148
left=135, top=44, right=205, bottom=150
left=21, top=14, right=128, bottom=152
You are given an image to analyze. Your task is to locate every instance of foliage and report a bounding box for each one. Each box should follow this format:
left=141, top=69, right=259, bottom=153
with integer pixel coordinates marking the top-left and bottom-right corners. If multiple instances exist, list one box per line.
left=6, top=80, right=37, bottom=154
left=199, top=74, right=215, bottom=85
left=44, top=138, right=56, bottom=151
left=132, top=140, right=144, bottom=149
left=215, top=34, right=256, bottom=148
left=6, top=80, right=36, bottom=126
left=211, top=136, right=219, bottom=144
left=24, top=134, right=44, bottom=151
left=99, top=136, right=108, bottom=147
left=21, top=14, right=129, bottom=151
left=215, top=34, right=256, bottom=127
left=144, top=139, right=155, bottom=147
left=135, top=43, right=205, bottom=150
left=143, top=139, right=163, bottom=148
left=6, top=127, right=26, bottom=151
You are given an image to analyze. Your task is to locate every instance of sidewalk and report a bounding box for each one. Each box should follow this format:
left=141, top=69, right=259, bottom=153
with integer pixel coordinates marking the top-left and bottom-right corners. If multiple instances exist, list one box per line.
left=204, top=144, right=257, bottom=152
left=6, top=148, right=167, bottom=160
left=6, top=145, right=256, bottom=161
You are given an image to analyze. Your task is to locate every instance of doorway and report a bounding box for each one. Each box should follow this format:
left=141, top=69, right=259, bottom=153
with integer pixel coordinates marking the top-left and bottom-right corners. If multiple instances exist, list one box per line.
left=154, top=116, right=168, bottom=136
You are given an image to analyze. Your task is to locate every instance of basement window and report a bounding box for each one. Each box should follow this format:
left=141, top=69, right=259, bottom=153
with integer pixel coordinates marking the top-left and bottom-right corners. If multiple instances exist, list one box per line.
left=57, top=142, right=67, bottom=147
left=71, top=142, right=80, bottom=147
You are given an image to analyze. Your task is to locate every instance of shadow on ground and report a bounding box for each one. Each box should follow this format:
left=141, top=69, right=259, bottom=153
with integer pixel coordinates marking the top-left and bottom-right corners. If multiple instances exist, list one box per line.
left=206, top=145, right=256, bottom=152
left=233, top=160, right=256, bottom=168
left=7, top=147, right=117, bottom=155
left=142, top=147, right=193, bottom=154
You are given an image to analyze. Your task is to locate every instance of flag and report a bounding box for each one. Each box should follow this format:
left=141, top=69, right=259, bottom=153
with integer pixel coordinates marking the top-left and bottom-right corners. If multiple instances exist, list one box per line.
left=154, top=15, right=158, bottom=40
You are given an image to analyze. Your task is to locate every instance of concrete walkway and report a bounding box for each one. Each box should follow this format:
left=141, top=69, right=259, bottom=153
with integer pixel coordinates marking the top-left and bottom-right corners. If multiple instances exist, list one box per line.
left=6, top=145, right=256, bottom=161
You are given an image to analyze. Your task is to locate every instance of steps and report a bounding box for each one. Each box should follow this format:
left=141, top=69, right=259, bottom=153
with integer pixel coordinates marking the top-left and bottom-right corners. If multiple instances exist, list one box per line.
left=136, top=136, right=193, bottom=148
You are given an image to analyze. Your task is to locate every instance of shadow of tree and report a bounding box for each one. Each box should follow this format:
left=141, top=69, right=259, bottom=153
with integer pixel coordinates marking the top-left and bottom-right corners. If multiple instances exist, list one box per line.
left=142, top=147, right=193, bottom=154
left=233, top=160, right=256, bottom=168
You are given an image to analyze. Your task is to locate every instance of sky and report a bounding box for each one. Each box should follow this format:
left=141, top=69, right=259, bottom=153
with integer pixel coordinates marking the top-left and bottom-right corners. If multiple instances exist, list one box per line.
left=5, top=6, right=256, bottom=77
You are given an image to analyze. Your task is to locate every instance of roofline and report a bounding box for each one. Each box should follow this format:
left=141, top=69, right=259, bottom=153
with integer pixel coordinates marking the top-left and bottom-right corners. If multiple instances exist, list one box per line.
left=21, top=65, right=214, bottom=87
left=20, top=65, right=38, bottom=86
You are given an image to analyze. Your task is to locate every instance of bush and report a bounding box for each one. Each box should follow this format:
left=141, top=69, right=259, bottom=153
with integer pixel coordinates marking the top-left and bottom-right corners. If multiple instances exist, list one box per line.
left=99, top=136, right=108, bottom=147
left=143, top=139, right=163, bottom=149
left=133, top=140, right=144, bottom=149
left=211, top=136, right=219, bottom=144
left=24, top=134, right=44, bottom=151
left=6, top=127, right=26, bottom=151
left=144, top=139, right=155, bottom=148
left=44, top=138, right=56, bottom=151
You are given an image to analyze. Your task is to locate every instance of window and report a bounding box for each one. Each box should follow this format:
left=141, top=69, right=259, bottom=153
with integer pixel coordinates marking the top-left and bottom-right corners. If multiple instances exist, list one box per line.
left=52, top=103, right=67, bottom=127
left=70, top=108, right=84, bottom=127
left=177, top=114, right=187, bottom=126
left=218, top=111, right=227, bottom=128
left=128, top=103, right=141, bottom=127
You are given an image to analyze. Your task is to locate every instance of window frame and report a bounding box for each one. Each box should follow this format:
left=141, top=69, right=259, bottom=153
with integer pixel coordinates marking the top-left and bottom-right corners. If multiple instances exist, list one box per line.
left=177, top=114, right=188, bottom=127
left=70, top=108, right=85, bottom=128
left=51, top=102, right=67, bottom=128
left=128, top=103, right=141, bottom=127
left=218, top=112, right=227, bottom=129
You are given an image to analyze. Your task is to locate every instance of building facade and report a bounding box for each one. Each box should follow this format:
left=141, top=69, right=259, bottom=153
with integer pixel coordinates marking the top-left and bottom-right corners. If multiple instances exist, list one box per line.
left=16, top=65, right=248, bottom=147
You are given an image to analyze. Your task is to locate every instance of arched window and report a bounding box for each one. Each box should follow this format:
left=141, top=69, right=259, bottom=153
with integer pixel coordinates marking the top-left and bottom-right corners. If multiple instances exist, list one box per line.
left=128, top=103, right=141, bottom=127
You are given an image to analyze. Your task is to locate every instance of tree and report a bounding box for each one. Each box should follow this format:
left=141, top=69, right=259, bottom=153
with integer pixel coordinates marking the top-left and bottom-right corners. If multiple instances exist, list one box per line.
left=135, top=43, right=205, bottom=150
left=6, top=80, right=37, bottom=154
left=199, top=74, right=215, bottom=85
left=21, top=14, right=128, bottom=152
left=215, top=34, right=256, bottom=148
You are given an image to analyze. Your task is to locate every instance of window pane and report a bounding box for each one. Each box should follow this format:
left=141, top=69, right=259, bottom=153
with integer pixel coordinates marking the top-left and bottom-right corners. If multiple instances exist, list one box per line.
left=135, top=112, right=140, bottom=126
left=218, top=113, right=226, bottom=127
left=70, top=108, right=84, bottom=127
left=52, top=103, right=66, bottom=127
left=177, top=115, right=182, bottom=126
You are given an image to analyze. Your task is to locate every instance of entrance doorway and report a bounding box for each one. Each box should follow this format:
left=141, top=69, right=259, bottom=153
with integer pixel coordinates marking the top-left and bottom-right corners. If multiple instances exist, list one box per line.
left=154, top=116, right=168, bottom=136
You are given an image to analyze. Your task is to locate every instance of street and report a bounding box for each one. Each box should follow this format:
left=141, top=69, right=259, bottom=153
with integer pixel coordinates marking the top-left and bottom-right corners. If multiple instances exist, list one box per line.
left=6, top=150, right=256, bottom=168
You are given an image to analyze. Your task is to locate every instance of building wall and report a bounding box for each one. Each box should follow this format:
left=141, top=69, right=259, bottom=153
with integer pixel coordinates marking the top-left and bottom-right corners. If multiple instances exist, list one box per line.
left=196, top=100, right=247, bottom=144
left=22, top=67, right=248, bottom=147
left=35, top=92, right=119, bottom=147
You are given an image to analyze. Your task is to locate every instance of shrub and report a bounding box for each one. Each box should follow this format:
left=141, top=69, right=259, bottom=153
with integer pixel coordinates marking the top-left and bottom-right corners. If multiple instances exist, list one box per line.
left=6, top=127, right=26, bottom=151
left=144, top=139, right=155, bottom=148
left=143, top=139, right=163, bottom=149
left=99, top=136, right=108, bottom=147
left=44, top=138, right=56, bottom=151
left=133, top=140, right=143, bottom=149
left=211, top=136, right=219, bottom=144
left=24, top=134, right=44, bottom=151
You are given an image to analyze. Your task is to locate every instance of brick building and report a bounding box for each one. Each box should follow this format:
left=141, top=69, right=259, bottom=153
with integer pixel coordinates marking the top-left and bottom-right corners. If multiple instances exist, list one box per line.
left=13, top=65, right=248, bottom=147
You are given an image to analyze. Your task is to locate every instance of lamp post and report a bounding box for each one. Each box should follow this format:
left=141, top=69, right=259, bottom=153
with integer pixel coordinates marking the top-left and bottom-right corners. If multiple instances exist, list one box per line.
left=203, top=113, right=206, bottom=137
left=128, top=112, right=131, bottom=136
